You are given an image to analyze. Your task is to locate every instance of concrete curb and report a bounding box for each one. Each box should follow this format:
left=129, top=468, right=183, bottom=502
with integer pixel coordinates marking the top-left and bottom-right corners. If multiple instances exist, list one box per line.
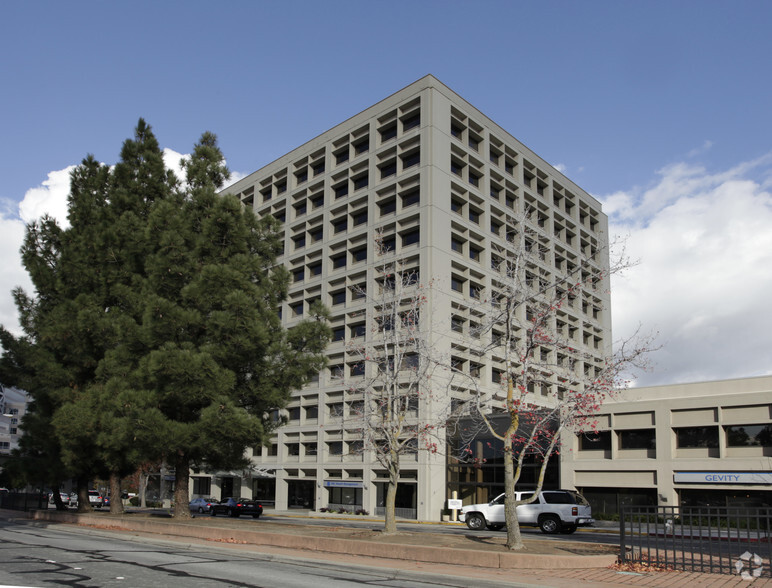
left=29, top=510, right=617, bottom=570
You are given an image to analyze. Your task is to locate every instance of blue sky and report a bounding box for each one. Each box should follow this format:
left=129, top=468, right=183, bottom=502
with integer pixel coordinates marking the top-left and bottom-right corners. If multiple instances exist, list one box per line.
left=1, top=1, right=771, bottom=386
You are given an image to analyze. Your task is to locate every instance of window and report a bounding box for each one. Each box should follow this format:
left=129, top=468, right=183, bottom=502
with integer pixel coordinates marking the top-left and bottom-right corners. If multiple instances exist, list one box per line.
left=352, top=210, right=368, bottom=226
left=192, top=476, right=212, bottom=496
left=335, top=148, right=349, bottom=164
left=451, top=316, right=464, bottom=332
left=382, top=234, right=396, bottom=251
left=354, top=137, right=369, bottom=155
left=451, top=237, right=464, bottom=253
left=675, top=426, right=719, bottom=448
left=401, top=151, right=420, bottom=169
left=332, top=326, right=345, bottom=341
left=334, top=182, right=349, bottom=199
left=290, top=302, right=303, bottom=316
left=354, top=173, right=369, bottom=190
left=305, top=406, right=318, bottom=420
left=352, top=247, right=367, bottom=263
left=451, top=276, right=464, bottom=292
left=304, top=442, right=317, bottom=456
left=332, top=253, right=347, bottom=269
left=380, top=123, right=397, bottom=141
left=293, top=235, right=306, bottom=250
left=350, top=323, right=366, bottom=337
left=327, top=441, right=343, bottom=455
left=311, top=193, right=324, bottom=208
left=288, top=406, right=301, bottom=421
left=469, top=246, right=481, bottom=261
left=313, top=161, right=325, bottom=176
left=469, top=171, right=480, bottom=187
left=286, top=443, right=300, bottom=456
left=329, top=402, right=344, bottom=417
left=401, top=228, right=420, bottom=247
left=618, top=429, right=656, bottom=450
left=331, top=290, right=346, bottom=305
left=380, top=160, right=397, bottom=178
left=579, top=431, right=611, bottom=451
left=401, top=188, right=419, bottom=207
left=293, top=268, right=304, bottom=283
left=379, top=198, right=396, bottom=216
left=276, top=180, right=287, bottom=193
left=402, top=111, right=420, bottom=131
left=309, top=262, right=322, bottom=276
left=310, top=226, right=324, bottom=242
left=295, top=170, right=307, bottom=185
left=350, top=362, right=365, bottom=376
left=450, top=198, right=464, bottom=213
left=450, top=159, right=464, bottom=176
left=469, top=209, right=480, bottom=224
left=333, top=217, right=348, bottom=233
left=450, top=122, right=463, bottom=138
left=725, top=424, right=772, bottom=447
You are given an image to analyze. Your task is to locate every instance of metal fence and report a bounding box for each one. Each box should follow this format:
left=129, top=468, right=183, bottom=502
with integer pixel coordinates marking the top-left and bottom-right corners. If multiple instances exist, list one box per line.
left=620, top=505, right=772, bottom=578
left=0, top=491, right=48, bottom=512
left=374, top=506, right=417, bottom=519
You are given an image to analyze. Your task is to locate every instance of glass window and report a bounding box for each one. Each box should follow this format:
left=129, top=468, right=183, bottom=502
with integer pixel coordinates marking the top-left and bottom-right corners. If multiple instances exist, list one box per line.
left=618, top=429, right=655, bottom=450
left=354, top=138, right=369, bottom=155
left=312, top=161, right=325, bottom=176
left=334, top=183, right=349, bottom=199
left=401, top=188, right=419, bottom=207
left=380, top=161, right=397, bottom=178
left=335, top=148, right=349, bottom=164
left=352, top=247, right=367, bottom=263
left=380, top=123, right=397, bottom=141
left=333, top=218, right=348, bottom=233
left=579, top=431, right=611, bottom=451
left=354, top=173, right=369, bottom=190
left=331, top=290, right=346, bottom=305
left=352, top=210, right=368, bottom=226
left=725, top=424, right=772, bottom=447
left=675, top=426, right=719, bottom=448
left=309, top=262, right=322, bottom=276
left=401, top=151, right=420, bottom=169
left=332, top=326, right=345, bottom=341
left=332, top=254, right=346, bottom=269
left=401, top=229, right=420, bottom=246
left=402, top=112, right=420, bottom=131
left=379, top=198, right=396, bottom=216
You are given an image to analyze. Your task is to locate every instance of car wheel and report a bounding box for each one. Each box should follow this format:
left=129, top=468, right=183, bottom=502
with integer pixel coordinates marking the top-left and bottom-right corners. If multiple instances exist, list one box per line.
left=198, top=507, right=204, bottom=514
left=560, top=524, right=577, bottom=534
left=252, top=514, right=260, bottom=518
left=211, top=509, right=217, bottom=517
left=486, top=523, right=504, bottom=531
left=539, top=515, right=561, bottom=534
left=465, top=513, right=486, bottom=530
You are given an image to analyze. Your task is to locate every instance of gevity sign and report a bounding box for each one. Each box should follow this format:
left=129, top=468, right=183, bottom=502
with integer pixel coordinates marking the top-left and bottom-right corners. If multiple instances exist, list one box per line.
left=674, top=472, right=772, bottom=484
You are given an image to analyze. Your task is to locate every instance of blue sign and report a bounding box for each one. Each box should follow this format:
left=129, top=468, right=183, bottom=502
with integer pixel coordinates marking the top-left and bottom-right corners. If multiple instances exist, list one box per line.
left=323, top=480, right=364, bottom=488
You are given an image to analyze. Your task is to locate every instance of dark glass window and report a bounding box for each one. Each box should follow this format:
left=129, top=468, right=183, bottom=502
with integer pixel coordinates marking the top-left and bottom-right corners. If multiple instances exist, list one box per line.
left=291, top=302, right=303, bottom=316
left=352, top=247, right=367, bottom=263
left=294, top=201, right=307, bottom=216
left=401, top=151, right=420, bottom=169
left=618, top=429, right=656, bottom=450
left=382, top=235, right=396, bottom=252
left=380, top=123, right=397, bottom=141
left=450, top=122, right=463, bottom=138
left=333, top=218, right=348, bottom=233
left=350, top=323, right=366, bottom=337
left=354, top=138, right=369, bottom=154
left=450, top=160, right=463, bottom=176
left=311, top=193, right=324, bottom=208
left=401, top=188, right=419, bottom=207
left=331, top=290, right=346, bottom=305
left=726, top=424, right=772, bottom=447
left=335, top=148, right=349, bottom=164
left=332, top=326, right=345, bottom=341
left=313, top=161, right=325, bottom=176
left=295, top=170, right=308, bottom=184
left=402, top=112, right=420, bottom=131
left=469, top=209, right=480, bottom=224
left=352, top=210, right=368, bottom=226
left=293, top=235, right=306, bottom=249
left=380, top=161, right=397, bottom=178
left=334, top=182, right=349, bottom=199
left=293, top=268, right=304, bottom=283
left=332, top=254, right=346, bottom=269
left=379, top=198, right=396, bottom=216
left=451, top=238, right=464, bottom=252
left=451, top=276, right=464, bottom=292
left=401, top=229, right=420, bottom=246
left=309, top=262, right=322, bottom=276
left=354, top=173, right=369, bottom=190
left=276, top=180, right=287, bottom=193
left=579, top=431, right=611, bottom=451
left=675, top=426, right=719, bottom=448
left=469, top=171, right=480, bottom=187
left=310, top=226, right=324, bottom=242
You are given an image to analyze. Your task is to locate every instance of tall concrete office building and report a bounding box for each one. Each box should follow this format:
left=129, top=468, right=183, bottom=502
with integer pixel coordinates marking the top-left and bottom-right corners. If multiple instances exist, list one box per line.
left=220, top=75, right=610, bottom=520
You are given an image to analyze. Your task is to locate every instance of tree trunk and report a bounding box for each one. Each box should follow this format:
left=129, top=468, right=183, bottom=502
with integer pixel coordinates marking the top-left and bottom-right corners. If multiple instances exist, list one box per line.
left=172, top=451, right=191, bottom=519
left=139, top=471, right=148, bottom=508
left=109, top=472, right=124, bottom=514
left=503, top=441, right=525, bottom=550
left=51, top=485, right=67, bottom=511
left=383, top=454, right=399, bottom=535
left=76, top=476, right=92, bottom=513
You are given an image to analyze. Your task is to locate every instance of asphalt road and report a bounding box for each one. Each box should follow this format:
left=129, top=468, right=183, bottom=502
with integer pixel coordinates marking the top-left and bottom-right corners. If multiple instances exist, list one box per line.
left=0, top=517, right=536, bottom=588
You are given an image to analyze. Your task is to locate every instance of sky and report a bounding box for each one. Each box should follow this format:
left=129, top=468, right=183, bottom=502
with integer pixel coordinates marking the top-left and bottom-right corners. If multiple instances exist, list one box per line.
left=1, top=1, right=771, bottom=387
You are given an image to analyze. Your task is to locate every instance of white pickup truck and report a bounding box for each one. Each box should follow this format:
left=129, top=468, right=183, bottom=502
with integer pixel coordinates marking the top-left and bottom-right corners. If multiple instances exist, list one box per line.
left=459, top=490, right=594, bottom=534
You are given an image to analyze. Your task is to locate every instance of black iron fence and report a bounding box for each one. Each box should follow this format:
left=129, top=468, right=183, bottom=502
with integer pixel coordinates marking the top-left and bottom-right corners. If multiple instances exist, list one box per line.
left=0, top=491, right=48, bottom=512
left=620, top=505, right=771, bottom=578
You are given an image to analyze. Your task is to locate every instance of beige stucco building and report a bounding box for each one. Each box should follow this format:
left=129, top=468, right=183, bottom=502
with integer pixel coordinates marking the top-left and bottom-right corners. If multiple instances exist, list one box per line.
left=561, top=375, right=772, bottom=514
left=210, top=75, right=610, bottom=520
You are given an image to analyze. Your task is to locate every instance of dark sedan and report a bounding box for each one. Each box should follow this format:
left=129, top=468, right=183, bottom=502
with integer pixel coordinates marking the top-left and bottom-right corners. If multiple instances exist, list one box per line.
left=210, top=497, right=263, bottom=518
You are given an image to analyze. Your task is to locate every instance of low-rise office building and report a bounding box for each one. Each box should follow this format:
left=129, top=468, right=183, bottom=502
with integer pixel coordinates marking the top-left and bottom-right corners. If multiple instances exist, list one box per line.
left=560, top=375, right=772, bottom=514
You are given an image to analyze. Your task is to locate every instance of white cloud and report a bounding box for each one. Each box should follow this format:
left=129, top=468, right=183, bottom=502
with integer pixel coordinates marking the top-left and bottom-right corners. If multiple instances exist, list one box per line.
left=18, top=166, right=74, bottom=228
left=603, top=154, right=772, bottom=386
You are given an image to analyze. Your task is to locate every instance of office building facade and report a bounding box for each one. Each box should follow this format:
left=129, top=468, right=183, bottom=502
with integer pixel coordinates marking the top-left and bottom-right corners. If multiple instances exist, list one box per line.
left=218, top=75, right=610, bottom=520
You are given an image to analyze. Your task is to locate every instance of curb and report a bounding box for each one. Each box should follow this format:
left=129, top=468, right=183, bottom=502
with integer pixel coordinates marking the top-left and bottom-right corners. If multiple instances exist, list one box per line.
left=29, top=510, right=617, bottom=570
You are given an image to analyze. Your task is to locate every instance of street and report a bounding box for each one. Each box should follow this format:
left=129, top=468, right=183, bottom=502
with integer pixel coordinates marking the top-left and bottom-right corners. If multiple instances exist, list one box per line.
left=0, top=517, right=536, bottom=588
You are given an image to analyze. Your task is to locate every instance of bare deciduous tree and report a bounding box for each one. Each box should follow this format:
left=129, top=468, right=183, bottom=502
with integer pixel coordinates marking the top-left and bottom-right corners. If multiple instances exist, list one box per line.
left=453, top=212, right=655, bottom=550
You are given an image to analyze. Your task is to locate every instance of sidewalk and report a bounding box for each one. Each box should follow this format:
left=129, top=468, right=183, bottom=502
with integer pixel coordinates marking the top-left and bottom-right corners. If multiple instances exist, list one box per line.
left=18, top=508, right=772, bottom=587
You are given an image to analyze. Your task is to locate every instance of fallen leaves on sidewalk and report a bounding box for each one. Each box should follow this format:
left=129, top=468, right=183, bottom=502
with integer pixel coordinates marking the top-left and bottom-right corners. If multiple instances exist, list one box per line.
left=610, top=556, right=675, bottom=573
left=207, top=537, right=248, bottom=544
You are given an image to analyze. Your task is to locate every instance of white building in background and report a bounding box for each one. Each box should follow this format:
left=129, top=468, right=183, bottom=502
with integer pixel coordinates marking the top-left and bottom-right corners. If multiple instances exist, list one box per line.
left=214, top=75, right=610, bottom=520
left=0, top=385, right=28, bottom=456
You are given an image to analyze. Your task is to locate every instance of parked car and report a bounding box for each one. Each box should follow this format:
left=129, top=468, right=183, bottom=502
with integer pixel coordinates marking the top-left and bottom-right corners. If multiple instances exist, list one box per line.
left=48, top=492, right=70, bottom=506
left=459, top=490, right=594, bottom=534
left=189, top=497, right=217, bottom=514
left=210, top=497, right=263, bottom=518
left=88, top=490, right=104, bottom=508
